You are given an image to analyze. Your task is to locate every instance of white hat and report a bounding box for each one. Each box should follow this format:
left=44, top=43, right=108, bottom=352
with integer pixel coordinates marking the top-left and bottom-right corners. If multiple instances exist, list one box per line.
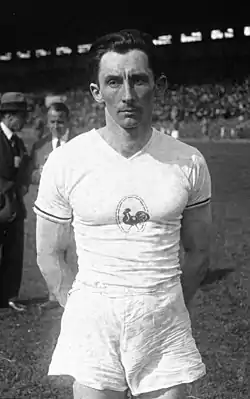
left=45, top=95, right=67, bottom=108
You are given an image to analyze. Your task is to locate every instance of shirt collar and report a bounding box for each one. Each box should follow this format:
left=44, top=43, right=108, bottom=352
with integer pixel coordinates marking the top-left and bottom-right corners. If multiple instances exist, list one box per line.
left=52, top=129, right=69, bottom=150
left=52, top=129, right=69, bottom=143
left=1, top=122, right=13, bottom=140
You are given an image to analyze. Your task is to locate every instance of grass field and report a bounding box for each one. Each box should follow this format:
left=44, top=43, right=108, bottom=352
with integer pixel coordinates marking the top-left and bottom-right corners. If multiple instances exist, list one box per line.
left=0, top=140, right=250, bottom=398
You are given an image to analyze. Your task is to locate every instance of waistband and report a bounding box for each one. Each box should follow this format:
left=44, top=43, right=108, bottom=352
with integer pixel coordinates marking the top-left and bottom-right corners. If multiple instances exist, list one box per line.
left=69, top=275, right=181, bottom=297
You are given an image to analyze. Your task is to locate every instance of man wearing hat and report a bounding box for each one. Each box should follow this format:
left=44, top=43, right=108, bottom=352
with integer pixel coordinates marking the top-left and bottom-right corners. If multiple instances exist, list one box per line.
left=0, top=92, right=33, bottom=311
left=31, top=96, right=77, bottom=309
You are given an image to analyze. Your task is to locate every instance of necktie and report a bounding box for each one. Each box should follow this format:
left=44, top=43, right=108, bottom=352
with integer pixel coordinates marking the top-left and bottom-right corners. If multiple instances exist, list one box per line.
left=10, top=135, right=19, bottom=157
left=56, top=139, right=61, bottom=148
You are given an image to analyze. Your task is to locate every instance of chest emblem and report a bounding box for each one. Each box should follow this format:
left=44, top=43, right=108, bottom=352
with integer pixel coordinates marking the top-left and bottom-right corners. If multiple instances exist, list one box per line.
left=116, top=195, right=150, bottom=233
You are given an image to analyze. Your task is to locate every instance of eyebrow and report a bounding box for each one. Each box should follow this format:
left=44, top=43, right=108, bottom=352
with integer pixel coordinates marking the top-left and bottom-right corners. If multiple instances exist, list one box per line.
left=131, top=73, right=150, bottom=80
left=104, top=74, right=122, bottom=79
left=104, top=72, right=150, bottom=80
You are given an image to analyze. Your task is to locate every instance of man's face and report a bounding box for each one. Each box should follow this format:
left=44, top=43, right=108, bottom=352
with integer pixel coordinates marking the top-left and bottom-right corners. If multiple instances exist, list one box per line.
left=92, top=50, right=155, bottom=130
left=9, top=112, right=27, bottom=132
left=47, top=109, right=69, bottom=138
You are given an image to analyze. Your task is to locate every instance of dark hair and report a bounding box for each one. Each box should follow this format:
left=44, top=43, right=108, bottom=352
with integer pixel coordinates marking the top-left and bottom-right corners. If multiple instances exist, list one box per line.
left=47, top=102, right=70, bottom=118
left=87, top=29, right=161, bottom=84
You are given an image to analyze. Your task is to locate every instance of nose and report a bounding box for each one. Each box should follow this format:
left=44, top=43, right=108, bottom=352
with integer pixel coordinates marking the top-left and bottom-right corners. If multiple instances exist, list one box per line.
left=122, top=80, right=134, bottom=103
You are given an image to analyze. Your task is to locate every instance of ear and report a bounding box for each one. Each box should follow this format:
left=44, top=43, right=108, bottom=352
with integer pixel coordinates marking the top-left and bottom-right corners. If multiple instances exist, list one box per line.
left=90, top=83, right=104, bottom=104
left=5, top=113, right=12, bottom=123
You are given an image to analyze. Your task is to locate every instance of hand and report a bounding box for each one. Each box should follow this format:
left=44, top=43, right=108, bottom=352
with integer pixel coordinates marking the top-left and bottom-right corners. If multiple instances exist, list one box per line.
left=31, top=169, right=41, bottom=185
left=14, top=156, right=21, bottom=168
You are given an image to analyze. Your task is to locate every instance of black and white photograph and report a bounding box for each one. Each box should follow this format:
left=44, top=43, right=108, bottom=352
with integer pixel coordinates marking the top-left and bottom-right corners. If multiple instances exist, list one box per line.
left=0, top=9, right=249, bottom=399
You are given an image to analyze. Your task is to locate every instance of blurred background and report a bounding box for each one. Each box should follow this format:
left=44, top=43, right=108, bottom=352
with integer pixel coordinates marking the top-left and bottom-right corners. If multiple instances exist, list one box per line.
left=1, top=13, right=250, bottom=140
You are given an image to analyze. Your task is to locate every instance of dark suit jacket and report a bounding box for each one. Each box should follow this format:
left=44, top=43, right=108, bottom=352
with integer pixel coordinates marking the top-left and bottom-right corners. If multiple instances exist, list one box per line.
left=0, top=126, right=32, bottom=220
left=30, top=130, right=75, bottom=185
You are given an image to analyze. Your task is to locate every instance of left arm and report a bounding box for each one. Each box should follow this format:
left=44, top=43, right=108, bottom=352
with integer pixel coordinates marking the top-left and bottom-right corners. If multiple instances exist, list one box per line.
left=180, top=151, right=212, bottom=308
left=180, top=202, right=212, bottom=308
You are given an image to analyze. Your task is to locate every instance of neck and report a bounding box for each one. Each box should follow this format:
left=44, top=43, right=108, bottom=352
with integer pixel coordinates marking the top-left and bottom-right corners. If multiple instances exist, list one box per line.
left=52, top=130, right=67, bottom=140
left=99, top=110, right=152, bottom=158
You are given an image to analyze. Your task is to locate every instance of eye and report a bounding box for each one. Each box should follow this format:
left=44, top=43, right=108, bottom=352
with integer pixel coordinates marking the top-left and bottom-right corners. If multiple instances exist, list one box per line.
left=107, top=79, right=120, bottom=88
left=133, top=76, right=148, bottom=86
left=135, top=78, right=144, bottom=85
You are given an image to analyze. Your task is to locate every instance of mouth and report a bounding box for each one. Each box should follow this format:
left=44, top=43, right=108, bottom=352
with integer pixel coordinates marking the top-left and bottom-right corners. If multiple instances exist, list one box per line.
left=120, top=109, right=137, bottom=114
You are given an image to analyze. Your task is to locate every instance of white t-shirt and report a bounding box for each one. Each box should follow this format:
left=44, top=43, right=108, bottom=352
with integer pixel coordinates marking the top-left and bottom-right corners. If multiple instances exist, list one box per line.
left=34, top=128, right=211, bottom=290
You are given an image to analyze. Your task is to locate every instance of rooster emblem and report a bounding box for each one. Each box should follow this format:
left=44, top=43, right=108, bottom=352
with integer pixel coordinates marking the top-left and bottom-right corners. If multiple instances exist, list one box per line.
left=123, top=208, right=150, bottom=230
left=116, top=195, right=150, bottom=233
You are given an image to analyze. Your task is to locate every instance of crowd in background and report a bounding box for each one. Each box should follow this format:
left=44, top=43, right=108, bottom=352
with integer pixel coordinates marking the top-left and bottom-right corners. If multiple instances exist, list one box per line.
left=158, top=78, right=250, bottom=121
left=29, top=77, right=250, bottom=139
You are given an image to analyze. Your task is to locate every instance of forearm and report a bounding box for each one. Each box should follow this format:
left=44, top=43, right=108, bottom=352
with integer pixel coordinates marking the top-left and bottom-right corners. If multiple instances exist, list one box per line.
left=37, top=249, right=75, bottom=307
left=36, top=217, right=75, bottom=307
left=31, top=168, right=42, bottom=185
left=180, top=250, right=210, bottom=307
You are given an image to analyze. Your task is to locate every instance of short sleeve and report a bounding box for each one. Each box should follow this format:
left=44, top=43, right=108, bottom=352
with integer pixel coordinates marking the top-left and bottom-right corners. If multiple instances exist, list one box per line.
left=33, top=150, right=72, bottom=223
left=186, top=153, right=211, bottom=210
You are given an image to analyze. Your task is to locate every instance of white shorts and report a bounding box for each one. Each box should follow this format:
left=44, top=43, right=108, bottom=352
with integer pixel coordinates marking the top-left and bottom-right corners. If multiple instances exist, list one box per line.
left=48, top=278, right=206, bottom=396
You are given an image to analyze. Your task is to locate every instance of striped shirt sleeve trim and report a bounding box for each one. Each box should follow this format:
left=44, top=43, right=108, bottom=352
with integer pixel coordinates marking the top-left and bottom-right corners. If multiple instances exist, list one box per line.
left=33, top=204, right=72, bottom=223
left=185, top=197, right=211, bottom=210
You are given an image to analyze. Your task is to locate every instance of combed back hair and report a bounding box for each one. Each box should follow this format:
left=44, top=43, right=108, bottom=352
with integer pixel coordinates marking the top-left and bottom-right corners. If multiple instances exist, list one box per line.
left=87, top=29, right=161, bottom=84
left=48, top=102, right=70, bottom=118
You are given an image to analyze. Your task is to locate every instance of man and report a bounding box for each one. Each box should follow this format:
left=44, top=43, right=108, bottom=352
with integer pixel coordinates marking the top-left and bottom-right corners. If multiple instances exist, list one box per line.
left=31, top=98, right=76, bottom=308
left=35, top=30, right=212, bottom=399
left=31, top=98, right=74, bottom=185
left=0, top=92, right=32, bottom=312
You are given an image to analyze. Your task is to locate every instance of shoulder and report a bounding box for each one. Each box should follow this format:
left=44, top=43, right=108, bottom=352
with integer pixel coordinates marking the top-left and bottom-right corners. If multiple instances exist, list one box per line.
left=57, top=129, right=97, bottom=159
left=65, top=129, right=95, bottom=145
left=46, top=129, right=96, bottom=168
left=32, top=134, right=51, bottom=152
left=152, top=129, right=206, bottom=166
left=68, top=128, right=77, bottom=141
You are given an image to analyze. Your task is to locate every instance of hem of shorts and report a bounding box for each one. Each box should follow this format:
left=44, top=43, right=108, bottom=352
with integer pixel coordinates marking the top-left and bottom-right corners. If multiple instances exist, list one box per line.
left=48, top=370, right=127, bottom=392
left=48, top=365, right=205, bottom=394
left=130, top=366, right=206, bottom=396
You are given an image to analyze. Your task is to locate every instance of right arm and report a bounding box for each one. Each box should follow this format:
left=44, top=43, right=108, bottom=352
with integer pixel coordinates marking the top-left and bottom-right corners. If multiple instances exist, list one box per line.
left=36, top=216, right=75, bottom=307
left=34, top=149, right=74, bottom=307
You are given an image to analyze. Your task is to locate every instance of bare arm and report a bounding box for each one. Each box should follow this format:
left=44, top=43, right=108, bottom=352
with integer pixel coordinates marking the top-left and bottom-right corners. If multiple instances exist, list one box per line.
left=30, top=145, right=42, bottom=185
left=36, top=215, right=75, bottom=307
left=180, top=203, right=212, bottom=308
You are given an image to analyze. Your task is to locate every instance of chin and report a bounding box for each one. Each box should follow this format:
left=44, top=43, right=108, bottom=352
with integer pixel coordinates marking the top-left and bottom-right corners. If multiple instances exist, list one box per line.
left=121, top=119, right=140, bottom=130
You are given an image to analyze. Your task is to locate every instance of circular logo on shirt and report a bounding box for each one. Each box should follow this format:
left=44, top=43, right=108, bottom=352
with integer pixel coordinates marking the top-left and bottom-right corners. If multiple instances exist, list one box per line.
left=115, top=195, right=150, bottom=233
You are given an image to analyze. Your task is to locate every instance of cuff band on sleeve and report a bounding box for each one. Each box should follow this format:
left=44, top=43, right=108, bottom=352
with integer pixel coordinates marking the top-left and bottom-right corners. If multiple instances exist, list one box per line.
left=185, top=197, right=211, bottom=210
left=33, top=204, right=72, bottom=223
